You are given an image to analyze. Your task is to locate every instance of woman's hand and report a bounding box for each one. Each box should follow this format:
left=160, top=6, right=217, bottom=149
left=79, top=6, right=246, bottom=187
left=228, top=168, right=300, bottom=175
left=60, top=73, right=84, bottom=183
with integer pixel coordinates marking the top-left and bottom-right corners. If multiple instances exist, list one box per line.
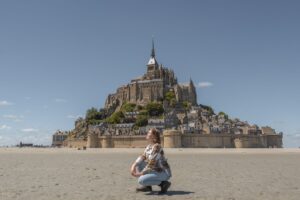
left=133, top=171, right=143, bottom=177
left=130, top=163, right=137, bottom=177
left=130, top=162, right=143, bottom=177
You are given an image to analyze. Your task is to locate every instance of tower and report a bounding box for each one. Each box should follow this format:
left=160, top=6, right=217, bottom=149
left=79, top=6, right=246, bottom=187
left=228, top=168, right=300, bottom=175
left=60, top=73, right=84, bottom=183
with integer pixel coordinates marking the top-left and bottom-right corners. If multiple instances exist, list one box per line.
left=189, top=78, right=197, bottom=105
left=146, top=39, right=159, bottom=77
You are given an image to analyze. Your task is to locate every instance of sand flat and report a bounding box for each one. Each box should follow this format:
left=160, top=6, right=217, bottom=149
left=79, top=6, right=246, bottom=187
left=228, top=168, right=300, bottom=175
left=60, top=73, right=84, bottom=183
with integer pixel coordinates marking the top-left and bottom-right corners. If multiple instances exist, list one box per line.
left=0, top=148, right=299, bottom=200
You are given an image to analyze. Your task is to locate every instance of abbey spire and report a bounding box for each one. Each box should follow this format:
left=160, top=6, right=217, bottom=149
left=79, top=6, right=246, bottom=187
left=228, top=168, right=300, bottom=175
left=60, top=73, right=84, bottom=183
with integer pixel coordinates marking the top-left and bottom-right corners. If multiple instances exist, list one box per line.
left=151, top=38, right=155, bottom=58
left=147, top=38, right=158, bottom=68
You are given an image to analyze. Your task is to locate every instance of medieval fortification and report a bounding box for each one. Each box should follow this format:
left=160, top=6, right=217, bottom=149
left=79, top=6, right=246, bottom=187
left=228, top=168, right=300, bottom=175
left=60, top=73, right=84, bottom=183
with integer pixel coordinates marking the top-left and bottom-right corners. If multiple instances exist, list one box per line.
left=53, top=41, right=283, bottom=148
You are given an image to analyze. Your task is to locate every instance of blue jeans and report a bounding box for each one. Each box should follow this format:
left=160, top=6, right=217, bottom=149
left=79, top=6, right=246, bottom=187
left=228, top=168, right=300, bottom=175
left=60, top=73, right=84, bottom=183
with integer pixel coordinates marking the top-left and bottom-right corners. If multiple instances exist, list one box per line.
left=136, top=161, right=171, bottom=186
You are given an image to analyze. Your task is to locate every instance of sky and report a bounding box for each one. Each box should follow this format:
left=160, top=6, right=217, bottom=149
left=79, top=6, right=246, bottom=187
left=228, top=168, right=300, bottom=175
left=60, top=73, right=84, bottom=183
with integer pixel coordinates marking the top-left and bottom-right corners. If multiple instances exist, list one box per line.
left=0, top=0, right=300, bottom=147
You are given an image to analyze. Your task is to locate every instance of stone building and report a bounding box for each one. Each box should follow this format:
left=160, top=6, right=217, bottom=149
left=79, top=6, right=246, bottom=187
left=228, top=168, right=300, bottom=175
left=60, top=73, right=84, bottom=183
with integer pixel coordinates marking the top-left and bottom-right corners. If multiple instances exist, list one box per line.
left=164, top=109, right=180, bottom=129
left=105, top=40, right=197, bottom=110
left=56, top=41, right=283, bottom=149
left=146, top=118, right=165, bottom=132
left=52, top=130, right=69, bottom=147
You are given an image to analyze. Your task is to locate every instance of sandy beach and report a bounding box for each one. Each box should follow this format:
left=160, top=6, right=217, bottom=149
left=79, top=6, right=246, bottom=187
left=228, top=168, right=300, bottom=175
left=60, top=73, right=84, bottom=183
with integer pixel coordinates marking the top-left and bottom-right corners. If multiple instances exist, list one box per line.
left=0, top=148, right=299, bottom=200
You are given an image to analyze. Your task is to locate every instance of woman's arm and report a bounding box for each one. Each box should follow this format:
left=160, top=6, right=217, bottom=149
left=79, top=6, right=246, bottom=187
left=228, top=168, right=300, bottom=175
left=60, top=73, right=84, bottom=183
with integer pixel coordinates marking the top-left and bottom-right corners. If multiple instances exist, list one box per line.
left=135, top=146, right=147, bottom=164
left=141, top=143, right=162, bottom=175
left=130, top=147, right=148, bottom=177
left=130, top=162, right=137, bottom=176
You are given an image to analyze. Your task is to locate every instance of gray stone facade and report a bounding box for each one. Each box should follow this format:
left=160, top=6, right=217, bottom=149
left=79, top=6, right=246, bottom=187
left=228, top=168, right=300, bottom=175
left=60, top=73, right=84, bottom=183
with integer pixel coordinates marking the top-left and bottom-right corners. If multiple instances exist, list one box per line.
left=105, top=42, right=197, bottom=110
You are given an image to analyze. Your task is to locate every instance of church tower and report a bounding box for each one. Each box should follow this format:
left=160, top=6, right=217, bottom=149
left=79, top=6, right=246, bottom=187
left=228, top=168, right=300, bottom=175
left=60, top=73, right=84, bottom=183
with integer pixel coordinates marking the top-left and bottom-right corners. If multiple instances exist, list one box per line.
left=146, top=39, right=159, bottom=79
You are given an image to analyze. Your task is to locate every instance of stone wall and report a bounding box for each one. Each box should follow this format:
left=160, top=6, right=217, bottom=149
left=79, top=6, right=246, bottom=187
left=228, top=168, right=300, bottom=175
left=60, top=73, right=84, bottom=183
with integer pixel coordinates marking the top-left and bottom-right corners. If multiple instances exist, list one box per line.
left=181, top=134, right=234, bottom=148
left=234, top=136, right=265, bottom=148
left=64, top=139, right=86, bottom=148
left=266, top=134, right=283, bottom=148
left=86, top=135, right=164, bottom=148
left=233, top=134, right=283, bottom=148
left=64, top=130, right=282, bottom=148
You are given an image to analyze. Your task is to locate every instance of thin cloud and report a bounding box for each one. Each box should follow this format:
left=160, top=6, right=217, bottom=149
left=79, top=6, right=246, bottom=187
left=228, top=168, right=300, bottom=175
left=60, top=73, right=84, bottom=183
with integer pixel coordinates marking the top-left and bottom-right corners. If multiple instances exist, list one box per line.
left=0, top=100, right=13, bottom=106
left=21, top=128, right=39, bottom=133
left=0, top=125, right=12, bottom=130
left=43, top=105, right=49, bottom=109
left=3, top=115, right=24, bottom=122
left=286, top=132, right=300, bottom=138
left=54, top=98, right=67, bottom=103
left=292, top=131, right=300, bottom=138
left=197, top=82, right=214, bottom=88
left=67, top=115, right=82, bottom=119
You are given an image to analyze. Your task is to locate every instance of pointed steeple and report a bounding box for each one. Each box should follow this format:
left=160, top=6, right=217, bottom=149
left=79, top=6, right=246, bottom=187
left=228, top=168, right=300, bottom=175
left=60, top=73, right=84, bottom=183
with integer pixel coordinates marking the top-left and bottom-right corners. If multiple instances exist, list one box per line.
left=151, top=38, right=155, bottom=58
left=147, top=38, right=158, bottom=67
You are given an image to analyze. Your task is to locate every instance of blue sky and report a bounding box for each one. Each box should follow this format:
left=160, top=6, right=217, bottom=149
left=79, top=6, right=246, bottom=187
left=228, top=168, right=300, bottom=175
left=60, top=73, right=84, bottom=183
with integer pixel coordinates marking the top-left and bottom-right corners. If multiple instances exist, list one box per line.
left=0, top=0, right=299, bottom=147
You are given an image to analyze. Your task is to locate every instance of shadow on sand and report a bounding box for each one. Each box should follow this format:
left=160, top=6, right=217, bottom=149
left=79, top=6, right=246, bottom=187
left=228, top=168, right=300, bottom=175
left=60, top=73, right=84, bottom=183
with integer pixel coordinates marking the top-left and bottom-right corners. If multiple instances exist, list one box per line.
left=145, top=190, right=194, bottom=196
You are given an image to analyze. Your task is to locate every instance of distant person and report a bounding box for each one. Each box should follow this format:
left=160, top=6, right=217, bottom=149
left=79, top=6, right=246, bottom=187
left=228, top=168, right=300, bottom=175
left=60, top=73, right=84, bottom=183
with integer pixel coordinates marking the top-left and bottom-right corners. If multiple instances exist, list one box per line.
left=130, top=128, right=172, bottom=194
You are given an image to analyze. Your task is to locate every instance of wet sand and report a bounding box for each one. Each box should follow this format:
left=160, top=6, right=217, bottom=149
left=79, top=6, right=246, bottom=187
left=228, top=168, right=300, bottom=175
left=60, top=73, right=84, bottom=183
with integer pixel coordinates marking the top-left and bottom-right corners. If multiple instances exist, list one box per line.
left=0, top=148, right=299, bottom=200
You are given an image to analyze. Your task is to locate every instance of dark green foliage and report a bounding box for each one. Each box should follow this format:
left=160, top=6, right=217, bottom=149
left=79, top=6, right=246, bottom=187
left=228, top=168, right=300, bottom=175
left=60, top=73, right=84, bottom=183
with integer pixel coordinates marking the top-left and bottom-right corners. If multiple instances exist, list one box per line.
left=137, top=105, right=144, bottom=111
left=218, top=111, right=229, bottom=120
left=165, top=90, right=177, bottom=107
left=86, top=107, right=106, bottom=125
left=135, top=115, right=148, bottom=127
left=182, top=101, right=191, bottom=110
left=145, top=102, right=164, bottom=116
left=121, top=102, right=136, bottom=112
left=165, top=91, right=176, bottom=102
left=200, top=104, right=215, bottom=115
left=139, top=110, right=149, bottom=116
left=105, top=111, right=124, bottom=124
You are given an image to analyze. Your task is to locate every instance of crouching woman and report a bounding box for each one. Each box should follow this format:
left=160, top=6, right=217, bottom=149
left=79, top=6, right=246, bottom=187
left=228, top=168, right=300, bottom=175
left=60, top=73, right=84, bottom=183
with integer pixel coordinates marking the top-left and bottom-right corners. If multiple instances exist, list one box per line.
left=130, top=128, right=172, bottom=194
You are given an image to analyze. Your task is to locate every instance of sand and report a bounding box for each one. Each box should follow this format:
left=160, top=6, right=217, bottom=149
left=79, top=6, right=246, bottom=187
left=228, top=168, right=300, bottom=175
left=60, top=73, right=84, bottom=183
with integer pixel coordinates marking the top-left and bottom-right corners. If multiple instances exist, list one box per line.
left=0, top=148, right=299, bottom=200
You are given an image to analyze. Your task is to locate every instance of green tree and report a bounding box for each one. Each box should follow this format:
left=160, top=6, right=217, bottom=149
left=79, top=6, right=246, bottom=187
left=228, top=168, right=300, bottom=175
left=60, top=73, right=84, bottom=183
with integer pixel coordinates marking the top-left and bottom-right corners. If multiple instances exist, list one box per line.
left=145, top=102, right=164, bottom=116
left=86, top=107, right=105, bottom=125
left=218, top=111, right=229, bottom=120
left=137, top=105, right=144, bottom=111
left=182, top=101, right=191, bottom=110
left=138, top=110, right=149, bottom=116
left=200, top=104, right=215, bottom=115
left=105, top=111, right=124, bottom=124
left=165, top=91, right=176, bottom=102
left=121, top=102, right=136, bottom=112
left=135, top=115, right=148, bottom=127
left=165, top=90, right=177, bottom=107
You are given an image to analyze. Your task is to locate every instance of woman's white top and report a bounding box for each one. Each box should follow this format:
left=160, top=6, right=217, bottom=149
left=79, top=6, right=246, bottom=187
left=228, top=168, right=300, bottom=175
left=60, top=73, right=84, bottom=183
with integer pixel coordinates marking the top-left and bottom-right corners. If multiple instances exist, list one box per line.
left=135, top=143, right=172, bottom=177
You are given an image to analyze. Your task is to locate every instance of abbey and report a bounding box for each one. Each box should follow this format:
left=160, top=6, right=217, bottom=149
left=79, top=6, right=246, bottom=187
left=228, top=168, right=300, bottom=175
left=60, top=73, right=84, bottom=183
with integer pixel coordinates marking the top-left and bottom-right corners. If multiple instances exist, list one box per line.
left=104, top=41, right=197, bottom=110
left=53, top=41, right=283, bottom=149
